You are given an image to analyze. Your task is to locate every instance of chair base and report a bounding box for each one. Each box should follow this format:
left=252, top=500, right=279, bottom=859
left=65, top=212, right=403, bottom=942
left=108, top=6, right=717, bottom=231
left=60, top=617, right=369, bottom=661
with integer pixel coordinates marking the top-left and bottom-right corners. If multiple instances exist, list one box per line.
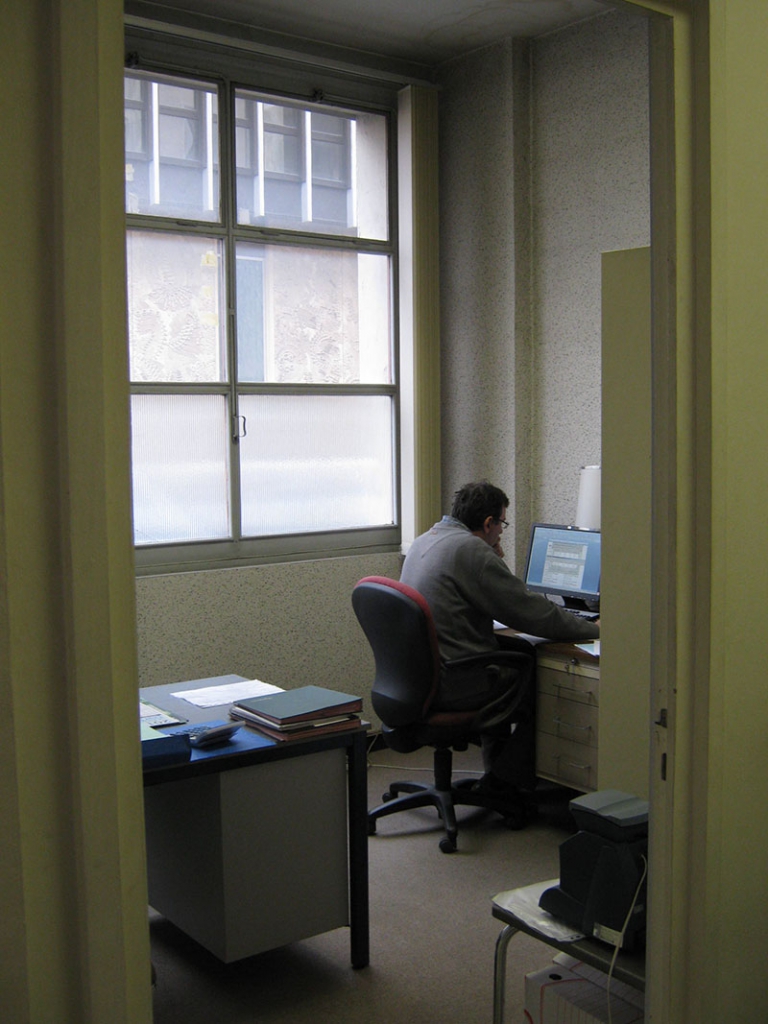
left=368, top=747, right=526, bottom=852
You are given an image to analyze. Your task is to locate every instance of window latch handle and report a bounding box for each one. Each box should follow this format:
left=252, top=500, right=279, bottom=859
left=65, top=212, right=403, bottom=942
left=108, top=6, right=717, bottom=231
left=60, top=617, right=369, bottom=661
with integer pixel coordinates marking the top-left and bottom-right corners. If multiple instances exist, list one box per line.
left=233, top=414, right=247, bottom=442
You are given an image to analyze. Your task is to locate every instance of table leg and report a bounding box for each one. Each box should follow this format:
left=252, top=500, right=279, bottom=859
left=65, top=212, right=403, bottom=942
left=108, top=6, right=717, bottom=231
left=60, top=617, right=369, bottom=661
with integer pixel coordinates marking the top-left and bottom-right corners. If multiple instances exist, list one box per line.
left=493, top=923, right=520, bottom=1024
left=347, top=730, right=370, bottom=968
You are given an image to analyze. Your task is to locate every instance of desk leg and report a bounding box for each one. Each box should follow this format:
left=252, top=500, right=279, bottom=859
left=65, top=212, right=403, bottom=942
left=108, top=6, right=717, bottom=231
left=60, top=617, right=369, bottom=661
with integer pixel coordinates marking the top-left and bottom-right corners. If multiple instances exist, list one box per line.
left=347, top=730, right=370, bottom=968
left=493, top=924, right=519, bottom=1024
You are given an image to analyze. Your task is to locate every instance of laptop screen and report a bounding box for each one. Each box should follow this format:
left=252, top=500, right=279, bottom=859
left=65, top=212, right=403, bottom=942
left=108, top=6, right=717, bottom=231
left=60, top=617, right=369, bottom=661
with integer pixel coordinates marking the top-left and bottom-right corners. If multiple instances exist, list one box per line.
left=523, top=522, right=601, bottom=608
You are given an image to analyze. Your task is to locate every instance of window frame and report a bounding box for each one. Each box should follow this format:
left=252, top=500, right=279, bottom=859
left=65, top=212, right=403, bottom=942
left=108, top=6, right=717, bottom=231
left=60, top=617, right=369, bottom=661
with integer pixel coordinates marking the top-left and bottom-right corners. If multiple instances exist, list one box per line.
left=155, top=79, right=207, bottom=167
left=125, top=46, right=401, bottom=576
left=124, top=75, right=149, bottom=159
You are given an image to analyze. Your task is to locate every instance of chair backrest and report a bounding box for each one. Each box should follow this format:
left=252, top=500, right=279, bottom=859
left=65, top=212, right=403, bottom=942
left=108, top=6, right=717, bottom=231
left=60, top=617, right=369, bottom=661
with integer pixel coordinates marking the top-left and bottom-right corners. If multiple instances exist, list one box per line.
left=351, top=576, right=440, bottom=727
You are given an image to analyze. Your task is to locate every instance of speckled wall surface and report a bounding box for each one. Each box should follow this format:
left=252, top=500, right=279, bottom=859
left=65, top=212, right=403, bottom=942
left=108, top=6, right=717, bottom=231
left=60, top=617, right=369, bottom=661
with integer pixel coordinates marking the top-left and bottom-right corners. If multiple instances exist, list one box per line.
left=437, top=37, right=528, bottom=564
left=438, top=9, right=650, bottom=570
left=136, top=552, right=401, bottom=725
left=531, top=10, right=650, bottom=524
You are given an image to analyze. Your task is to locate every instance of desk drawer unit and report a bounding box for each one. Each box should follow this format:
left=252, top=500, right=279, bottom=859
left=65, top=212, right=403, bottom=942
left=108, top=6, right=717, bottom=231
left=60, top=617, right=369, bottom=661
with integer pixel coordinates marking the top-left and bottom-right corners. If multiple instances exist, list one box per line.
left=144, top=747, right=349, bottom=962
left=536, top=651, right=599, bottom=792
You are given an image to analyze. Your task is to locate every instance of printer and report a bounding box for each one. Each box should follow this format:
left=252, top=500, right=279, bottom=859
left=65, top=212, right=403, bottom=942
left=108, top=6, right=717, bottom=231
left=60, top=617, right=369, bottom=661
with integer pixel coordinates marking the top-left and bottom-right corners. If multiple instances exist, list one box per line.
left=539, top=789, right=648, bottom=951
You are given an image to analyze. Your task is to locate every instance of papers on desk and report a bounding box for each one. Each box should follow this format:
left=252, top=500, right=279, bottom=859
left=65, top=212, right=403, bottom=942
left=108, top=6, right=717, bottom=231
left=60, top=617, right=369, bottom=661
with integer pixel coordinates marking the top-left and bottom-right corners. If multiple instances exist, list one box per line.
left=575, top=640, right=600, bottom=657
left=494, top=622, right=600, bottom=656
left=493, top=623, right=552, bottom=645
left=511, top=632, right=552, bottom=645
left=140, top=700, right=187, bottom=727
left=171, top=677, right=284, bottom=708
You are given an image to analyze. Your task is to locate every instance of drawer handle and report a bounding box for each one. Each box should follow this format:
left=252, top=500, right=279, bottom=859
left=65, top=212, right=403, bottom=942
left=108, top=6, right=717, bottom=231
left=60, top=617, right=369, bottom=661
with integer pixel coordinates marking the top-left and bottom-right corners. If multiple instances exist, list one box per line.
left=552, top=717, right=592, bottom=733
left=555, top=755, right=592, bottom=771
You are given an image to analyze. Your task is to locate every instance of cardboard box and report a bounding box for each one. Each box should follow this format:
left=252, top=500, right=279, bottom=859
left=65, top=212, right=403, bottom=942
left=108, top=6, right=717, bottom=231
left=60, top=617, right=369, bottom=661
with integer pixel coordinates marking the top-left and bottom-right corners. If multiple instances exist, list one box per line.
left=524, top=954, right=644, bottom=1024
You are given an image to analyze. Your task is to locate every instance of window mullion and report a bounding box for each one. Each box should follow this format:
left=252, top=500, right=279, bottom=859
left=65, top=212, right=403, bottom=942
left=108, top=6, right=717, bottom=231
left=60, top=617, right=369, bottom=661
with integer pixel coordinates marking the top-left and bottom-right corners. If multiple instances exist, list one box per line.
left=256, top=102, right=265, bottom=218
left=204, top=91, right=215, bottom=214
left=303, top=109, right=312, bottom=223
left=220, top=79, right=244, bottom=545
left=150, top=82, right=160, bottom=205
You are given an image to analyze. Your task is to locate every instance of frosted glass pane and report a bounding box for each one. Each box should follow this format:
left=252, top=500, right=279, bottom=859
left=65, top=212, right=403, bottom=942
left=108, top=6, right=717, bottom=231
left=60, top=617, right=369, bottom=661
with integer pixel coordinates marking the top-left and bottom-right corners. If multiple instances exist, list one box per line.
left=236, top=243, right=391, bottom=385
left=127, top=232, right=226, bottom=383
left=239, top=395, right=394, bottom=536
left=131, top=395, right=230, bottom=544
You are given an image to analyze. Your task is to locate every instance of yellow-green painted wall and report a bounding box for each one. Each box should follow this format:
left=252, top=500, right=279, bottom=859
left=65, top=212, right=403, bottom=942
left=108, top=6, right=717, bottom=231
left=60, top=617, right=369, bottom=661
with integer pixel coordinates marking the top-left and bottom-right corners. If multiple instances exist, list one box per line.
left=622, top=1, right=768, bottom=1018
left=600, top=247, right=652, bottom=800
left=1, top=1, right=151, bottom=1020
left=698, top=0, right=768, bottom=1017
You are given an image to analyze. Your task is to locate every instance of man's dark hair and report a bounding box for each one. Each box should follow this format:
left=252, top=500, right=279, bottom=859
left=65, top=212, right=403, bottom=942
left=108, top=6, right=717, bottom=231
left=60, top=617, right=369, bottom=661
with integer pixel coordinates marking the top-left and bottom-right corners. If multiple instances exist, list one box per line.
left=450, top=481, right=509, bottom=531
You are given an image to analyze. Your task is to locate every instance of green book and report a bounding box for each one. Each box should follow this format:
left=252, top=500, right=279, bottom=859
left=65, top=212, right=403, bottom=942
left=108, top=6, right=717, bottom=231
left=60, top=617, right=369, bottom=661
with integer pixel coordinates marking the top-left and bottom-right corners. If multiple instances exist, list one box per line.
left=232, top=685, right=362, bottom=725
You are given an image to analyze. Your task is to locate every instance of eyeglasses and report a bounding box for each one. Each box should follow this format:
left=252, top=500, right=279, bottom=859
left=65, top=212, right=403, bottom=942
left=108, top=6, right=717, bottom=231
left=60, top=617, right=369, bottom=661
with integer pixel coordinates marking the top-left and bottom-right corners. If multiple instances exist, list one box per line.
left=492, top=518, right=509, bottom=530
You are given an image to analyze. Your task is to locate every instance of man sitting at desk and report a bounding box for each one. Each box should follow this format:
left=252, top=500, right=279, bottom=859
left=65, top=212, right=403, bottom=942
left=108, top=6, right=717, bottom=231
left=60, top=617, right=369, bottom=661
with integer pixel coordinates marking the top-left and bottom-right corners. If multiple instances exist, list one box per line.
left=400, top=480, right=600, bottom=808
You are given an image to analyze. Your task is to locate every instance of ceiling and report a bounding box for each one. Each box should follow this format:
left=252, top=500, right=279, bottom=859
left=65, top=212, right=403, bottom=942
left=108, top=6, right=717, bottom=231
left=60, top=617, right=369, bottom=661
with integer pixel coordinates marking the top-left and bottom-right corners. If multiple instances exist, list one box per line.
left=130, top=0, right=610, bottom=68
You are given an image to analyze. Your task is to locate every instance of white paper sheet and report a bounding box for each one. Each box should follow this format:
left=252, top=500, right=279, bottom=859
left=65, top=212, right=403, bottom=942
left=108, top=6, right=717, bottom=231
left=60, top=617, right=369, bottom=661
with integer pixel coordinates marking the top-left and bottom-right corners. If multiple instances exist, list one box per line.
left=171, top=678, right=284, bottom=708
left=139, top=700, right=186, bottom=726
left=493, top=623, right=551, bottom=645
left=575, top=640, right=600, bottom=657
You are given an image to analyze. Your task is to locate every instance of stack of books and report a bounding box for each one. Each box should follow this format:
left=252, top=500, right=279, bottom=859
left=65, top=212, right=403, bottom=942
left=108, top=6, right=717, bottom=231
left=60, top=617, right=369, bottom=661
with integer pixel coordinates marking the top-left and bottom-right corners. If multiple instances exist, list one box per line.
left=229, top=685, right=363, bottom=742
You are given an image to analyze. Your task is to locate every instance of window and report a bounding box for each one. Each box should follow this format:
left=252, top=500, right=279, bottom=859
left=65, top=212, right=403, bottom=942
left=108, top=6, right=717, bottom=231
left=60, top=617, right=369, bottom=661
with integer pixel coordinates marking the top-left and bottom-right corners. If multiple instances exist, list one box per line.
left=125, top=66, right=397, bottom=571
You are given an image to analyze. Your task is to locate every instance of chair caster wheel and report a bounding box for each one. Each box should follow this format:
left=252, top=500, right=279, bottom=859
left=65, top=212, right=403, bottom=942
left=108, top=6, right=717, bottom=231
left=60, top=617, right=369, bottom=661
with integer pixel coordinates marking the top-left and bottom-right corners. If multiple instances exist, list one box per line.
left=382, top=791, right=394, bottom=802
left=439, top=836, right=457, bottom=853
left=367, top=818, right=377, bottom=835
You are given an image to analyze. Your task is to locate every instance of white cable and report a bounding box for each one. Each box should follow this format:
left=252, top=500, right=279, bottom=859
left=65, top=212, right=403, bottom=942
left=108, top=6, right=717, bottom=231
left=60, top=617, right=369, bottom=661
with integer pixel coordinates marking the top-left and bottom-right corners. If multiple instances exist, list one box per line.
left=606, top=853, right=648, bottom=1024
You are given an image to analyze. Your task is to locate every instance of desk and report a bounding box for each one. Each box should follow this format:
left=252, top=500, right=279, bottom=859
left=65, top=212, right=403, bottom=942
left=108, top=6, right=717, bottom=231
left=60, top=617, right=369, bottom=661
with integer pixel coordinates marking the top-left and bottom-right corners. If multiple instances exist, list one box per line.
left=497, top=631, right=600, bottom=791
left=535, top=641, right=599, bottom=791
left=141, top=675, right=369, bottom=968
left=491, top=880, right=644, bottom=1024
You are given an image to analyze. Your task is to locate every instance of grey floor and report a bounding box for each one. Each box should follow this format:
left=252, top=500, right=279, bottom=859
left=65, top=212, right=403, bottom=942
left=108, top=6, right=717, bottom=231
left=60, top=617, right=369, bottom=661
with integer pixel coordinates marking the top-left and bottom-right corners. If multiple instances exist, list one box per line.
left=149, top=743, right=577, bottom=1023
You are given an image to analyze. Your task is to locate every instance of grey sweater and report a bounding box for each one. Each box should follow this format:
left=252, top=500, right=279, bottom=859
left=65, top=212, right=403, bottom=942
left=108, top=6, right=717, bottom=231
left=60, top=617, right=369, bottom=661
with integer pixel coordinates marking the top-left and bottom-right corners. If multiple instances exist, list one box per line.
left=400, top=516, right=600, bottom=662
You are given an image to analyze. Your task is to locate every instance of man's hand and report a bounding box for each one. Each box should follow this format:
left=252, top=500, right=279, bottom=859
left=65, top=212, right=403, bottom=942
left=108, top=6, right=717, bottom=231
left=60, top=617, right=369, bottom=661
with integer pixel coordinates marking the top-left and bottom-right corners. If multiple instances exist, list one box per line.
left=492, top=541, right=505, bottom=558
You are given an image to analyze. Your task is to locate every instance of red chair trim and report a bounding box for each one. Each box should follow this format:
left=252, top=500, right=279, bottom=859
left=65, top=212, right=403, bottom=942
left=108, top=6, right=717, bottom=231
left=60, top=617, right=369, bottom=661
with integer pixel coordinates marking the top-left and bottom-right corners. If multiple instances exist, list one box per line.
left=355, top=575, right=442, bottom=717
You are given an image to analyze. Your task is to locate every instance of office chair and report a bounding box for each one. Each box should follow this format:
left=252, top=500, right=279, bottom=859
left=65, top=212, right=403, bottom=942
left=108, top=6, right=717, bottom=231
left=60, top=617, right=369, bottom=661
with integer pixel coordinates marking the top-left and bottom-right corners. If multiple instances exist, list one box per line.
left=352, top=575, right=535, bottom=853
